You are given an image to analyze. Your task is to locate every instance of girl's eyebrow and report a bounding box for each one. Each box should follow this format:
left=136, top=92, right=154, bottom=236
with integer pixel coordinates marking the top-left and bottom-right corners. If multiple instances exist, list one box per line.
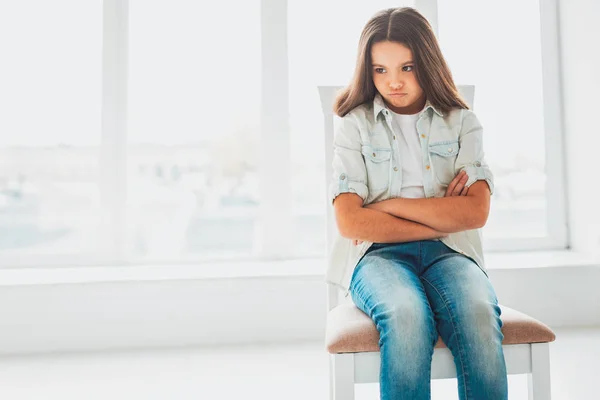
left=372, top=61, right=413, bottom=67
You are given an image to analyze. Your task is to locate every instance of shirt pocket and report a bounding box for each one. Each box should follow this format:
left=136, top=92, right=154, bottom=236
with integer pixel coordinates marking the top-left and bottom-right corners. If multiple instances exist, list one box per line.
left=428, top=140, right=459, bottom=185
left=361, top=145, right=392, bottom=192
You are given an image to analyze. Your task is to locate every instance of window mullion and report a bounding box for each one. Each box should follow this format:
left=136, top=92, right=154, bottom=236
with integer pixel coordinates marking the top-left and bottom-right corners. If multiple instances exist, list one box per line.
left=539, top=0, right=568, bottom=248
left=101, top=0, right=129, bottom=263
left=415, top=0, right=439, bottom=37
left=256, top=0, right=293, bottom=259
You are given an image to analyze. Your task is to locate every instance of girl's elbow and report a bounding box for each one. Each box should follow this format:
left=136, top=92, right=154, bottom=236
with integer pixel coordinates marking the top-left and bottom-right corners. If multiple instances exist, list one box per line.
left=336, top=216, right=356, bottom=239
left=337, top=223, right=352, bottom=239
left=459, top=213, right=486, bottom=231
left=473, top=209, right=490, bottom=229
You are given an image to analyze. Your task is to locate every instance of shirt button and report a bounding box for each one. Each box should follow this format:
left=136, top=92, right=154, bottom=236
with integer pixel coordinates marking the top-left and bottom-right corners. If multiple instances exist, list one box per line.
left=475, top=161, right=481, bottom=167
left=421, top=134, right=426, bottom=138
left=393, top=135, right=396, bottom=140
left=393, top=167, right=398, bottom=171
left=372, top=152, right=376, bottom=157
left=340, top=174, right=346, bottom=180
left=426, top=165, right=431, bottom=170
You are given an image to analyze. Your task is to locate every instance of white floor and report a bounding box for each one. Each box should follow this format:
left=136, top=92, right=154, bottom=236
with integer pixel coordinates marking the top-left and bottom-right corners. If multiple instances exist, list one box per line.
left=0, top=326, right=597, bottom=400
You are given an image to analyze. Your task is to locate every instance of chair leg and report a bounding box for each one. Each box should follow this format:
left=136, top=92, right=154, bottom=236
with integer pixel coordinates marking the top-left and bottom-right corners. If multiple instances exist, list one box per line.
left=328, top=355, right=334, bottom=400
left=528, top=342, right=552, bottom=400
left=330, top=353, right=355, bottom=400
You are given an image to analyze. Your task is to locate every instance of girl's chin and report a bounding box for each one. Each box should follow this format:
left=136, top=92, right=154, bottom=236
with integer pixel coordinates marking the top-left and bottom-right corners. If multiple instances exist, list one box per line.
left=389, top=96, right=409, bottom=102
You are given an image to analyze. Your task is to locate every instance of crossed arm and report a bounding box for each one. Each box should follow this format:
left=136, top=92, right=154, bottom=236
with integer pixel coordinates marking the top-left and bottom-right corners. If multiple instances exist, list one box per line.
left=333, top=179, right=491, bottom=243
left=365, top=180, right=491, bottom=233
left=331, top=110, right=493, bottom=242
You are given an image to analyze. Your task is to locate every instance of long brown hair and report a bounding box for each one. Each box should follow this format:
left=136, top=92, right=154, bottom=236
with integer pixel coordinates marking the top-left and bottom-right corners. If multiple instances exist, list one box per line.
left=333, top=7, right=469, bottom=117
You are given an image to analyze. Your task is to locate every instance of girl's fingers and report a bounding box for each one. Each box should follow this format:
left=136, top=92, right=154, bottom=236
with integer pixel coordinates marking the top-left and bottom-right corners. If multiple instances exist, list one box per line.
left=452, top=173, right=468, bottom=196
left=445, top=172, right=461, bottom=197
left=446, top=171, right=467, bottom=197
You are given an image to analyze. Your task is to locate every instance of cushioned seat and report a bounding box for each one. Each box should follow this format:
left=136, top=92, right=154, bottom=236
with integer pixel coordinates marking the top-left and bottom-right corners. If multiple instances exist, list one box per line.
left=326, top=303, right=556, bottom=354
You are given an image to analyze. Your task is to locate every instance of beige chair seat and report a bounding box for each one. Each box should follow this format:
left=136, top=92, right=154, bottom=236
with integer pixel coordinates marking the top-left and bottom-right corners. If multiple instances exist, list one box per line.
left=326, top=303, right=556, bottom=354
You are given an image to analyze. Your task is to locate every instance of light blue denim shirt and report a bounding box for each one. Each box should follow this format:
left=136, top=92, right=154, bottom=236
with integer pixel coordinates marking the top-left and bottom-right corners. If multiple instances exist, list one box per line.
left=328, top=93, right=494, bottom=294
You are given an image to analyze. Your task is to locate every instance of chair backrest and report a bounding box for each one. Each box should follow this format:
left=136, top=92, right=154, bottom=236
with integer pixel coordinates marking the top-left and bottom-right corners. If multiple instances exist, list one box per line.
left=318, top=85, right=475, bottom=310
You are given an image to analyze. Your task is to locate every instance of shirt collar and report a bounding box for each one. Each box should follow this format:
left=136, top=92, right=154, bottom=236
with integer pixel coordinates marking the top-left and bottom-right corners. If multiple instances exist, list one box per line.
left=373, top=92, right=444, bottom=120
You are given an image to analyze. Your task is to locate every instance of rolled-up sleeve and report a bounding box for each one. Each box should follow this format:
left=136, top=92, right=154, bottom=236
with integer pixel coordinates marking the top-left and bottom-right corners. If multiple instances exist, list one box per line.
left=329, top=115, right=369, bottom=205
left=456, top=110, right=495, bottom=195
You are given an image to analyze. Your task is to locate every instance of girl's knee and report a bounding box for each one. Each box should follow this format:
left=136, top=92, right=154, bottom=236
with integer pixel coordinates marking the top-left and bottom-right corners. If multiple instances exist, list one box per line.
left=458, top=300, right=505, bottom=347
left=376, top=300, right=437, bottom=345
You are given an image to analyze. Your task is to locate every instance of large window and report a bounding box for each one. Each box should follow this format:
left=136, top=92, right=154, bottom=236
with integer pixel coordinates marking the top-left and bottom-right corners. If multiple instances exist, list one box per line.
left=127, top=0, right=261, bottom=262
left=0, top=1, right=104, bottom=263
left=438, top=0, right=566, bottom=249
left=0, top=0, right=567, bottom=269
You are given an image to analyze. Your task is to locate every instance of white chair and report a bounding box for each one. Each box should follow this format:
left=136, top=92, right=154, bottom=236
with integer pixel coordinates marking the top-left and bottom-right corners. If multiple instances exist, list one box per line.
left=318, top=85, right=556, bottom=400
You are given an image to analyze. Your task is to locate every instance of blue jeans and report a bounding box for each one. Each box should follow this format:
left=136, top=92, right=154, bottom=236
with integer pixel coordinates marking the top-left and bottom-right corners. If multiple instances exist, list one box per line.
left=349, top=240, right=508, bottom=400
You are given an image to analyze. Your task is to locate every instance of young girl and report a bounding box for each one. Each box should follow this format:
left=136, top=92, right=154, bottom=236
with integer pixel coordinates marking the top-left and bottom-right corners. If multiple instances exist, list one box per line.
left=328, top=7, right=507, bottom=400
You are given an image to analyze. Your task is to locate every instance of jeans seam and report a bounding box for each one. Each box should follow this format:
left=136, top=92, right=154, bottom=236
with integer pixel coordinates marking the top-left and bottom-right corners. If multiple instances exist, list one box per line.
left=421, top=276, right=471, bottom=400
left=418, top=241, right=422, bottom=274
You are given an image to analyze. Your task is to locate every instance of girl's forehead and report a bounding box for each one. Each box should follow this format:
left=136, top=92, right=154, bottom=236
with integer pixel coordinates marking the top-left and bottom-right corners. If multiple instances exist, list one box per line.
left=371, top=41, right=413, bottom=64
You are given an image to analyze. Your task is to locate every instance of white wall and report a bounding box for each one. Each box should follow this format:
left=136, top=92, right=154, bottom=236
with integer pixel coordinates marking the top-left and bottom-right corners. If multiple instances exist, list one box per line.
left=0, top=0, right=599, bottom=356
left=1, top=263, right=600, bottom=356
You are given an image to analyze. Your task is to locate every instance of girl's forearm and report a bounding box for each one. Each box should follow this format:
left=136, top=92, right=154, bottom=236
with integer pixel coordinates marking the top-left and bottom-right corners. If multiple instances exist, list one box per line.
left=369, top=197, right=484, bottom=233
left=340, top=206, right=447, bottom=243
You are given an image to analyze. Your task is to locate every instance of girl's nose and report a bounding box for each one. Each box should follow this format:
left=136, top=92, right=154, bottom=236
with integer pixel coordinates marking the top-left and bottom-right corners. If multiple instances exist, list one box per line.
left=389, top=78, right=403, bottom=89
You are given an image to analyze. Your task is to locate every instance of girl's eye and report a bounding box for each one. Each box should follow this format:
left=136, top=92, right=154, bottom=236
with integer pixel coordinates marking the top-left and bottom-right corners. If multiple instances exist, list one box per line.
left=374, top=66, right=413, bottom=73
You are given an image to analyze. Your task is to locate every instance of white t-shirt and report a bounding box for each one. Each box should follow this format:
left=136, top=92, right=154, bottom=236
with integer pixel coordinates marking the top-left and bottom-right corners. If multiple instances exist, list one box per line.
left=390, top=109, right=426, bottom=198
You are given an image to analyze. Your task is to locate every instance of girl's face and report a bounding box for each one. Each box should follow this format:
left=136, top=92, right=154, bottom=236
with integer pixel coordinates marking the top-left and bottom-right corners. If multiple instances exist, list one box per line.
left=371, top=41, right=426, bottom=114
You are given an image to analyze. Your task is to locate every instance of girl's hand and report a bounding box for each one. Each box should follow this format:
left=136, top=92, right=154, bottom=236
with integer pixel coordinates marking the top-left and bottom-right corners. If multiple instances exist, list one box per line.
left=445, top=170, right=470, bottom=197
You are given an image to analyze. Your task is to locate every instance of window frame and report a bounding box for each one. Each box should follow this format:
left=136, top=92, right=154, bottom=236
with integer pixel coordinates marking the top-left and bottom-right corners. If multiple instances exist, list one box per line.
left=0, top=0, right=568, bottom=269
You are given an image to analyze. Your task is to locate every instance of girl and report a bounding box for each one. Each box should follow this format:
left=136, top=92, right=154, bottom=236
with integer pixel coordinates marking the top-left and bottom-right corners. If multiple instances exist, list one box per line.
left=328, top=7, right=507, bottom=400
